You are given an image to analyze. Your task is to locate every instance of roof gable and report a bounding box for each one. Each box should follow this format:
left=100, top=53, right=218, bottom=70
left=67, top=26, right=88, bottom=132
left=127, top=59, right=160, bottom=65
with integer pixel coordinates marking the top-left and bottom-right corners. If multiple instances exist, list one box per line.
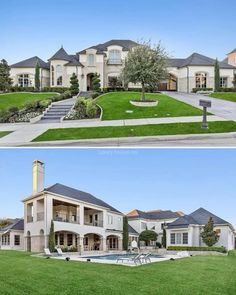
left=11, top=56, right=49, bottom=69
left=49, top=47, right=72, bottom=61
left=45, top=183, right=121, bottom=214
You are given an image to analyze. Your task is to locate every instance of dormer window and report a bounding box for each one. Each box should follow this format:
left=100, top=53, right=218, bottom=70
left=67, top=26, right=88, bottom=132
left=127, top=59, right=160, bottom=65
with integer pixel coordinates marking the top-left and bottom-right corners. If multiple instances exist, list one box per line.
left=88, top=54, right=95, bottom=66
left=108, top=50, right=122, bottom=65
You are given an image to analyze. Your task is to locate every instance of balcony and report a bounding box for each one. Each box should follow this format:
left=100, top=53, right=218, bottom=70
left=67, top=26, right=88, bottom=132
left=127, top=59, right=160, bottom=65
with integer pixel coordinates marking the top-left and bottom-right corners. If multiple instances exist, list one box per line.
left=53, top=213, right=80, bottom=224
left=84, top=220, right=103, bottom=228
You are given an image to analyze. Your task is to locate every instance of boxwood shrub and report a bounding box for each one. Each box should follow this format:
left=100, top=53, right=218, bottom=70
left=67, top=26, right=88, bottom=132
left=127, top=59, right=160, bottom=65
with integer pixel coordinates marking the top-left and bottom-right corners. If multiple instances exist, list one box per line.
left=192, top=88, right=213, bottom=93
left=167, top=246, right=227, bottom=253
left=218, top=88, right=236, bottom=92
left=43, top=87, right=70, bottom=93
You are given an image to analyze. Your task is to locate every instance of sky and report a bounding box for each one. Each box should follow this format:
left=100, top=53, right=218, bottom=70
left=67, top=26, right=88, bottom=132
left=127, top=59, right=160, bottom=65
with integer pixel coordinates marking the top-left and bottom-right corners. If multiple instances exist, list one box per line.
left=0, top=148, right=235, bottom=226
left=1, top=0, right=236, bottom=64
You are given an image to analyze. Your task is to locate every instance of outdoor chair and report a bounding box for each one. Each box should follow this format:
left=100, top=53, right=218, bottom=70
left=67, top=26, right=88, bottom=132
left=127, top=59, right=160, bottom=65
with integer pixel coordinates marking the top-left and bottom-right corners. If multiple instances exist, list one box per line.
left=44, top=248, right=52, bottom=258
left=140, top=253, right=152, bottom=263
left=56, top=248, right=64, bottom=256
left=116, top=254, right=142, bottom=265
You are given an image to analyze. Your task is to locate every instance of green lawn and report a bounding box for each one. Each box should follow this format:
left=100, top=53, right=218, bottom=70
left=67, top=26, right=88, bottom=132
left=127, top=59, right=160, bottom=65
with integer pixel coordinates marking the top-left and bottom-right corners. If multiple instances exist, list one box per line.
left=33, top=121, right=236, bottom=142
left=0, top=251, right=236, bottom=295
left=96, top=92, right=203, bottom=120
left=0, top=92, right=59, bottom=111
left=0, top=131, right=11, bottom=138
left=209, top=92, right=236, bottom=103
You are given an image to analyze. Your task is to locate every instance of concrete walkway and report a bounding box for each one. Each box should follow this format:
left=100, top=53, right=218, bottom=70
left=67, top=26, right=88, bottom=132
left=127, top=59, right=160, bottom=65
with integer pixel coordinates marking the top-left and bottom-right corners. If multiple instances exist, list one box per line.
left=0, top=115, right=226, bottom=146
left=164, top=92, right=236, bottom=121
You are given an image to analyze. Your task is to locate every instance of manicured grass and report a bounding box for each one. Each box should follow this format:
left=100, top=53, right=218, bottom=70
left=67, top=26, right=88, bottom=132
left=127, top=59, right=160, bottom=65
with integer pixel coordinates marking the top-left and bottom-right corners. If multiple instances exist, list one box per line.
left=96, top=92, right=203, bottom=120
left=0, top=131, right=11, bottom=138
left=0, top=251, right=236, bottom=295
left=33, top=121, right=236, bottom=142
left=0, top=92, right=59, bottom=111
left=209, top=92, right=236, bottom=102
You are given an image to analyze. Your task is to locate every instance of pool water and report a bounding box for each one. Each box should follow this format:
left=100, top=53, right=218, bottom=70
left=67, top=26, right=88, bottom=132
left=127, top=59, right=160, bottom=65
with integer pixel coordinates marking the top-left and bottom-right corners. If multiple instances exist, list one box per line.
left=84, top=254, right=164, bottom=260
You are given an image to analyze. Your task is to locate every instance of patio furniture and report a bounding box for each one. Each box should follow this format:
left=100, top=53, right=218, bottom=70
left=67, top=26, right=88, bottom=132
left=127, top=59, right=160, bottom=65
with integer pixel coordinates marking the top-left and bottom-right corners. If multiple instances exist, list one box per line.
left=116, top=254, right=142, bottom=265
left=140, top=253, right=152, bottom=263
left=44, top=248, right=52, bottom=258
left=177, top=251, right=190, bottom=258
left=56, top=248, right=64, bottom=256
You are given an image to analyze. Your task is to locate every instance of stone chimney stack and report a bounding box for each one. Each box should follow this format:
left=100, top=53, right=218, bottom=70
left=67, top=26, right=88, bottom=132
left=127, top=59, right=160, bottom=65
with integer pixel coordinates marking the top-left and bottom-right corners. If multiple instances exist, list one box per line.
left=32, top=160, right=44, bottom=194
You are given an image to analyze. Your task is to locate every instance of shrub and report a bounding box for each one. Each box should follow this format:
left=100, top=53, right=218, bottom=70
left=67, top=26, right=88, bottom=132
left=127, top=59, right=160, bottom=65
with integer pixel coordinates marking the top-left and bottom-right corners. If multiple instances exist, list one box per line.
left=10, top=86, right=35, bottom=92
left=156, top=242, right=162, bottom=248
left=192, top=88, right=213, bottom=93
left=75, top=98, right=87, bottom=119
left=167, top=246, right=227, bottom=253
left=228, top=250, right=236, bottom=257
left=39, top=99, right=51, bottom=109
left=139, top=230, right=158, bottom=246
left=8, top=106, right=19, bottom=114
left=86, top=99, right=97, bottom=118
left=218, top=88, right=236, bottom=92
left=91, top=92, right=100, bottom=99
left=43, top=87, right=70, bottom=93
left=24, top=100, right=41, bottom=112
left=0, top=110, right=11, bottom=123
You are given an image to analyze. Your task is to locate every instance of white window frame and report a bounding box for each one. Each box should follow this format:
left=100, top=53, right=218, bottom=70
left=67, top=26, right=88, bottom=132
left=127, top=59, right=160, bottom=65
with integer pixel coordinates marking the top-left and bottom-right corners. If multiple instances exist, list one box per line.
left=220, top=77, right=228, bottom=88
left=195, top=72, right=207, bottom=88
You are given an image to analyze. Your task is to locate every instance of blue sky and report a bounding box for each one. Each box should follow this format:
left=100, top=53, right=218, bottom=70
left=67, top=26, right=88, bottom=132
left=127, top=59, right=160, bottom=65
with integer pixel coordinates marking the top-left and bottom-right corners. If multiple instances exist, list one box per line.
left=0, top=148, right=235, bottom=226
left=1, top=0, right=236, bottom=64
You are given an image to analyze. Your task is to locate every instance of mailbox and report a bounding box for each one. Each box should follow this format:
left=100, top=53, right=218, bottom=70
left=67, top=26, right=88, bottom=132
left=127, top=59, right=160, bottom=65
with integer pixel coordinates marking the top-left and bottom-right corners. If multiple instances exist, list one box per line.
left=199, top=100, right=212, bottom=108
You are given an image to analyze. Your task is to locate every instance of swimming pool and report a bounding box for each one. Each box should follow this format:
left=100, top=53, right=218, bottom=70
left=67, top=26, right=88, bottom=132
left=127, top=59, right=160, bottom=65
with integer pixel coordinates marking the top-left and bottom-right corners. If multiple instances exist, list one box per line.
left=83, top=254, right=165, bottom=260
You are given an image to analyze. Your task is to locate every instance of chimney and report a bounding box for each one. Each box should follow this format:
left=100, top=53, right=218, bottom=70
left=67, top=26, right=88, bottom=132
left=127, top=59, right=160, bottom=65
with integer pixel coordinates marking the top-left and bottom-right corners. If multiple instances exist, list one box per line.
left=32, top=160, right=44, bottom=194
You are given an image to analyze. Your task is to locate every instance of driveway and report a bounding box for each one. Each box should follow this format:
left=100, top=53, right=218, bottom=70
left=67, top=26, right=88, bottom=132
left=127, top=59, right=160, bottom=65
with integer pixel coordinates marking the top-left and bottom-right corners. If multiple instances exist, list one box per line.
left=164, top=92, right=236, bottom=121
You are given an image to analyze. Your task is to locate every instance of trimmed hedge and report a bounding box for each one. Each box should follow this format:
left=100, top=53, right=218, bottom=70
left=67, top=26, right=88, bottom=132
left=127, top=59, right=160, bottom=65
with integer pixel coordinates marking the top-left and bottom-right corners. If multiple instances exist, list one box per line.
left=192, top=88, right=213, bottom=93
left=43, top=87, right=70, bottom=93
left=228, top=250, right=236, bottom=256
left=218, top=88, right=236, bottom=92
left=167, top=246, right=227, bottom=253
left=10, top=86, right=36, bottom=92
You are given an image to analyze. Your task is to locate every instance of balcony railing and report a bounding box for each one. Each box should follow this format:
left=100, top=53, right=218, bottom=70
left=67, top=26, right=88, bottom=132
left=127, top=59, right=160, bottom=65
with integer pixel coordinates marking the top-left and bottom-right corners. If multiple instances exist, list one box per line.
left=27, top=215, right=33, bottom=223
left=53, top=214, right=80, bottom=224
left=84, top=220, right=103, bottom=227
left=37, top=212, right=44, bottom=221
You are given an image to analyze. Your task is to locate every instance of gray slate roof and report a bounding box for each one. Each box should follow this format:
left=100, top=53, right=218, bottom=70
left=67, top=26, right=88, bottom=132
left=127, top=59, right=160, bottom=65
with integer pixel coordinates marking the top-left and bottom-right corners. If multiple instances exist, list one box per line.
left=168, top=207, right=230, bottom=229
left=128, top=210, right=182, bottom=220
left=0, top=219, right=24, bottom=232
left=49, top=47, right=73, bottom=61
left=128, top=224, right=139, bottom=235
left=169, top=53, right=235, bottom=69
left=65, top=55, right=84, bottom=67
left=11, top=56, right=50, bottom=70
left=78, top=39, right=138, bottom=54
left=45, top=183, right=121, bottom=214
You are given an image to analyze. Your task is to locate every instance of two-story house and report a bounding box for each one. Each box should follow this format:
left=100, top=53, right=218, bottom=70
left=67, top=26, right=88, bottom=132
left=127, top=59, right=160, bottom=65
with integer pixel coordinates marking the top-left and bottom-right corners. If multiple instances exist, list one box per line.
left=22, top=160, right=124, bottom=252
left=127, top=209, right=184, bottom=245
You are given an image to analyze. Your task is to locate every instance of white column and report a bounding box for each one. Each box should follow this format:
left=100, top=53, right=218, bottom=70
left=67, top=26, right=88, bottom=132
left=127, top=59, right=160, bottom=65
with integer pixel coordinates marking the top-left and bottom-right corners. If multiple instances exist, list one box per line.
left=80, top=205, right=84, bottom=225
left=118, top=238, right=123, bottom=251
left=79, top=235, right=84, bottom=254
left=102, top=237, right=107, bottom=252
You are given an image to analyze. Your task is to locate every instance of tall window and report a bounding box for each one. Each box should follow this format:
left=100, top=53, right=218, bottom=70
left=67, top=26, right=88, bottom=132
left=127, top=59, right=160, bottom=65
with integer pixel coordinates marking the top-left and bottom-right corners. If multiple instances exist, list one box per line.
left=183, top=233, right=188, bottom=244
left=56, top=65, right=63, bottom=86
left=108, top=50, right=121, bottom=64
left=195, top=72, right=207, bottom=88
left=51, top=65, right=54, bottom=86
left=18, top=74, right=31, bottom=87
left=2, top=234, right=10, bottom=246
left=220, top=77, right=228, bottom=88
left=170, top=233, right=175, bottom=245
left=88, top=54, right=95, bottom=66
left=14, top=235, right=20, bottom=246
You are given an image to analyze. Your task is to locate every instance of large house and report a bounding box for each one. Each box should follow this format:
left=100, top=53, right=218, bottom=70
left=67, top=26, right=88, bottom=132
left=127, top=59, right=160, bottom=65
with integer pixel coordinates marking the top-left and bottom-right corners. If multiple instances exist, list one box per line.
left=166, top=207, right=235, bottom=250
left=22, top=160, right=124, bottom=252
left=127, top=209, right=184, bottom=245
left=10, top=40, right=236, bottom=93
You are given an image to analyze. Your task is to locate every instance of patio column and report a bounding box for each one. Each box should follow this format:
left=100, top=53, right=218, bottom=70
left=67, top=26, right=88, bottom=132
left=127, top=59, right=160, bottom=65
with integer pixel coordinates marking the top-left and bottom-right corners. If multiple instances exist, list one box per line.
left=78, top=235, right=84, bottom=254
left=118, top=238, right=122, bottom=251
left=79, top=205, right=84, bottom=225
left=101, top=237, right=107, bottom=252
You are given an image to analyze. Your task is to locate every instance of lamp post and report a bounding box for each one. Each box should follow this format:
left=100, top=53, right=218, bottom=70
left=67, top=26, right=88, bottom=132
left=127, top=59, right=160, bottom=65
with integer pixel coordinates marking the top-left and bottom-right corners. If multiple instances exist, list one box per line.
left=199, top=100, right=212, bottom=129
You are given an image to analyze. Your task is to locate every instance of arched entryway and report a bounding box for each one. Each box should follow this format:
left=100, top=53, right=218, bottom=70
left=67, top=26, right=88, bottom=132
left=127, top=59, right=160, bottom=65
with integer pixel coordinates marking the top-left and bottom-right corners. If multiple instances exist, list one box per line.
left=84, top=233, right=102, bottom=251
left=26, top=231, right=31, bottom=252
left=107, top=235, right=119, bottom=250
left=55, top=231, right=79, bottom=250
left=87, top=73, right=95, bottom=91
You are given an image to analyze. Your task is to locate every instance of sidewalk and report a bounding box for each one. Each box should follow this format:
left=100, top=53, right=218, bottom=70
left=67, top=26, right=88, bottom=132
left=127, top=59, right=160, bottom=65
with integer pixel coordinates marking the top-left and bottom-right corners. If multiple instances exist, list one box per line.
left=0, top=115, right=226, bottom=145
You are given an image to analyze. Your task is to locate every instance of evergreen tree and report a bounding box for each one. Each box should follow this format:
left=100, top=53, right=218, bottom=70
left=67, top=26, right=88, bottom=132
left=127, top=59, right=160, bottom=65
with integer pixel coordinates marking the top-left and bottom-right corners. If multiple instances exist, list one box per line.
left=214, top=59, right=220, bottom=92
left=70, top=73, right=79, bottom=96
left=139, top=230, right=158, bottom=246
left=200, top=217, right=220, bottom=247
left=123, top=216, right=129, bottom=250
left=233, top=73, right=236, bottom=89
left=162, top=228, right=167, bottom=248
left=35, top=62, right=40, bottom=91
left=92, top=73, right=101, bottom=92
left=0, top=59, right=12, bottom=92
left=48, top=220, right=55, bottom=252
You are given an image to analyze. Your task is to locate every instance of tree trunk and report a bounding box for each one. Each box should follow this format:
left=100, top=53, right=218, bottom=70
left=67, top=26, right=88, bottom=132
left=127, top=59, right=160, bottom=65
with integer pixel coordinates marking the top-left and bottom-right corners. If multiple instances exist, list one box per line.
left=141, top=83, right=145, bottom=101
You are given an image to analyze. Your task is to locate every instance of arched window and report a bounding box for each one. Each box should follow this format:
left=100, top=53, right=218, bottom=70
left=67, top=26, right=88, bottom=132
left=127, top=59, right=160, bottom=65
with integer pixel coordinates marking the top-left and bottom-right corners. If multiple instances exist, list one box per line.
left=18, top=74, right=31, bottom=87
left=39, top=229, right=44, bottom=235
left=87, top=54, right=95, bottom=66
left=56, top=65, right=63, bottom=86
left=108, top=50, right=121, bottom=64
left=51, top=66, right=54, bottom=86
left=195, top=72, right=207, bottom=88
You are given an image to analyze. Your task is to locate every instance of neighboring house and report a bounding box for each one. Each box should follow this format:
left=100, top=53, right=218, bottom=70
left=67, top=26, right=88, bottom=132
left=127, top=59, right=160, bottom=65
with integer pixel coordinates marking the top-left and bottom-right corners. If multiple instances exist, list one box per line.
left=10, top=40, right=236, bottom=93
left=0, top=219, right=24, bottom=250
left=166, top=207, right=235, bottom=250
left=127, top=209, right=184, bottom=245
left=10, top=56, right=50, bottom=89
left=22, top=160, right=123, bottom=252
left=128, top=224, right=139, bottom=245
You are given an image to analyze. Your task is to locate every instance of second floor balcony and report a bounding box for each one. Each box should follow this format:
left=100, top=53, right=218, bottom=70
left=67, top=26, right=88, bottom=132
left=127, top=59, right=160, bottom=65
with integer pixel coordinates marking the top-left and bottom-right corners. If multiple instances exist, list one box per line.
left=53, top=213, right=80, bottom=224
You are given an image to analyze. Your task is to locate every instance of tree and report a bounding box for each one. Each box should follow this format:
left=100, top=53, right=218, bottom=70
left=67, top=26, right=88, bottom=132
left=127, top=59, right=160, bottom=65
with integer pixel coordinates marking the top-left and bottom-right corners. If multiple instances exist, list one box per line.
left=123, top=216, right=129, bottom=250
left=0, top=59, right=12, bottom=92
left=108, top=76, right=122, bottom=90
left=139, top=230, right=158, bottom=247
left=70, top=73, right=79, bottom=96
left=162, top=228, right=167, bottom=248
left=122, top=40, right=168, bottom=101
left=35, top=62, right=40, bottom=91
left=233, top=73, right=236, bottom=89
left=0, top=219, right=12, bottom=227
left=214, top=59, right=220, bottom=92
left=92, top=73, right=101, bottom=92
left=48, top=220, right=55, bottom=252
left=200, top=217, right=220, bottom=247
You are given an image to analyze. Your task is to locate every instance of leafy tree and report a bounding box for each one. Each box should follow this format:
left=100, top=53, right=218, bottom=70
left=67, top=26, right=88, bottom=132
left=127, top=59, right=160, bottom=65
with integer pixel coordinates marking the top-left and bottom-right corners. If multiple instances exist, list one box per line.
left=123, top=216, right=129, bottom=250
left=0, top=219, right=12, bottom=227
left=92, top=73, right=101, bottom=92
left=48, top=220, right=55, bottom=252
left=122, top=40, right=168, bottom=100
left=35, top=62, right=40, bottom=91
left=70, top=73, right=79, bottom=96
left=108, top=76, right=122, bottom=89
left=233, top=73, right=236, bottom=89
left=214, top=59, right=220, bottom=92
left=139, top=230, right=158, bottom=246
left=162, top=228, right=167, bottom=248
left=200, top=217, right=220, bottom=247
left=0, top=59, right=12, bottom=92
